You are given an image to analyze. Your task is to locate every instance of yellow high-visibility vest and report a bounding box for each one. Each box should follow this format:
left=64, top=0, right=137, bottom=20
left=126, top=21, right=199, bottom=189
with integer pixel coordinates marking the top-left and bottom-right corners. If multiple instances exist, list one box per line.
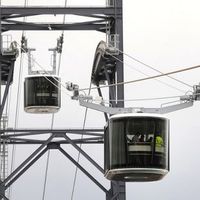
left=156, top=136, right=163, bottom=147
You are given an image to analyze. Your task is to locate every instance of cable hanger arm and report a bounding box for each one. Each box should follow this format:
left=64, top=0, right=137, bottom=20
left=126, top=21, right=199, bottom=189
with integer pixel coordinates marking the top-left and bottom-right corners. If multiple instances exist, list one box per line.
left=67, top=82, right=199, bottom=115
left=79, top=97, right=194, bottom=115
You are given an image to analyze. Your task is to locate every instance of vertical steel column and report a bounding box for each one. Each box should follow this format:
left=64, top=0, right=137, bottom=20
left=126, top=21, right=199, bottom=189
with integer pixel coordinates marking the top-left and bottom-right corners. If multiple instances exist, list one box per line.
left=0, top=7, right=6, bottom=200
left=109, top=0, right=126, bottom=199
left=0, top=61, right=14, bottom=120
left=115, top=0, right=124, bottom=108
left=0, top=6, right=2, bottom=115
left=109, top=0, right=124, bottom=107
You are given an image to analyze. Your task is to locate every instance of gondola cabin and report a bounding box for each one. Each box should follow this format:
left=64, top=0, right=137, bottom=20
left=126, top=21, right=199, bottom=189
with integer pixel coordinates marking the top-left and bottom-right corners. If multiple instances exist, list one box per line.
left=104, top=113, right=169, bottom=182
left=24, top=75, right=61, bottom=113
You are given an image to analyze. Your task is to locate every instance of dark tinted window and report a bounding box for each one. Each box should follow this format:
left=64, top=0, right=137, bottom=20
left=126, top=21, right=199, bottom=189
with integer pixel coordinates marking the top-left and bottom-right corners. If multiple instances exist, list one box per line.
left=24, top=76, right=61, bottom=107
left=108, top=117, right=169, bottom=170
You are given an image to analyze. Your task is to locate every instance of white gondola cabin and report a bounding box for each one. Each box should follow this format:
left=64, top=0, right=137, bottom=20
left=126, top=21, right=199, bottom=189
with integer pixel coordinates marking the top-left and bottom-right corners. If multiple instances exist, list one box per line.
left=104, top=113, right=169, bottom=182
left=24, top=75, right=61, bottom=113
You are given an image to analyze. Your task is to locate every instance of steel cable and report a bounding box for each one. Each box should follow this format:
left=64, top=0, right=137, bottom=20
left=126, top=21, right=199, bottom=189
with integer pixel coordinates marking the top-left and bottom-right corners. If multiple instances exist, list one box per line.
left=105, top=51, right=187, bottom=93
left=42, top=1, right=68, bottom=200
left=79, top=64, right=200, bottom=92
left=70, top=82, right=92, bottom=200
left=117, top=48, right=193, bottom=88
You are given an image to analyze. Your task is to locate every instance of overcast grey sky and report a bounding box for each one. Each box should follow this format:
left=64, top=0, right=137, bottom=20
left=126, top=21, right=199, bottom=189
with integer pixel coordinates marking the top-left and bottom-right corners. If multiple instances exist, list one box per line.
left=2, top=0, right=200, bottom=200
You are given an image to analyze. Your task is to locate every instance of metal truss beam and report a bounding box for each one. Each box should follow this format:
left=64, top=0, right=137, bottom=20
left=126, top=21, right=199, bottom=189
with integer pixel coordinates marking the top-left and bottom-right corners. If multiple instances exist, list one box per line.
left=0, top=6, right=118, bottom=32
left=0, top=128, right=104, bottom=136
left=1, top=136, right=104, bottom=145
left=5, top=136, right=103, bottom=142
left=5, top=147, right=48, bottom=189
left=58, top=146, right=110, bottom=196
left=0, top=133, right=109, bottom=198
left=2, top=23, right=106, bottom=32
left=0, top=132, right=104, bottom=172
left=0, top=129, right=104, bottom=145
left=1, top=141, right=103, bottom=145
left=1, top=6, right=120, bottom=17
left=63, top=134, right=104, bottom=173
left=2, top=19, right=111, bottom=32
left=2, top=14, right=38, bottom=19
left=0, top=193, right=8, bottom=200
left=2, top=135, right=54, bottom=186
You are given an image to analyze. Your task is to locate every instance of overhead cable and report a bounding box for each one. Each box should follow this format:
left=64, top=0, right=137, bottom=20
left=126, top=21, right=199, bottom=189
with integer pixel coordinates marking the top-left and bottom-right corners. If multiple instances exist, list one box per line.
left=106, top=51, right=187, bottom=93
left=42, top=1, right=68, bottom=199
left=18, top=41, right=198, bottom=103
left=117, top=48, right=193, bottom=88
left=79, top=64, right=200, bottom=91
left=70, top=82, right=92, bottom=200
left=42, top=150, right=50, bottom=200
left=17, top=41, right=199, bottom=104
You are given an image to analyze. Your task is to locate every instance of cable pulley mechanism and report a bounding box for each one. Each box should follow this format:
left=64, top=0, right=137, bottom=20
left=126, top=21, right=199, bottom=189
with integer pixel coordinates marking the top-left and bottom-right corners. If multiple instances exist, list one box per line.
left=23, top=37, right=62, bottom=113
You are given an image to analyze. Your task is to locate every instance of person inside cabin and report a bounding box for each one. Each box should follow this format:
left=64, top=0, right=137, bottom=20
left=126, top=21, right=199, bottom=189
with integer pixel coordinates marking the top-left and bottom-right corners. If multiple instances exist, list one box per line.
left=131, top=132, right=140, bottom=143
left=139, top=134, right=145, bottom=142
left=155, top=134, right=164, bottom=147
left=147, top=136, right=153, bottom=143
